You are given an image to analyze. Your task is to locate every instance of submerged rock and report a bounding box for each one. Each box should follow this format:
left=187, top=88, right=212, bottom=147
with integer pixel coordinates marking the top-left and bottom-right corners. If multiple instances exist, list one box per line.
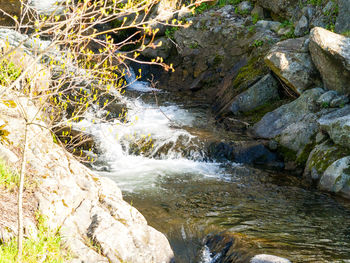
left=265, top=37, right=320, bottom=95
left=250, top=254, right=291, bottom=263
left=207, top=141, right=282, bottom=168
left=309, top=27, right=350, bottom=94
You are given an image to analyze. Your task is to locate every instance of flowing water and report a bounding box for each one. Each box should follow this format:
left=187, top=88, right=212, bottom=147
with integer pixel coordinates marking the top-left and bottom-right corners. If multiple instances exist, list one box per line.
left=78, top=73, right=350, bottom=262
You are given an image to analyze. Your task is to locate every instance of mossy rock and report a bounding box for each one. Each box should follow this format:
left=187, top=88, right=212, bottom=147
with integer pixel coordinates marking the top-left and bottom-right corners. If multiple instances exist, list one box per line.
left=304, top=139, right=350, bottom=180
left=242, top=99, right=291, bottom=124
left=232, top=53, right=268, bottom=93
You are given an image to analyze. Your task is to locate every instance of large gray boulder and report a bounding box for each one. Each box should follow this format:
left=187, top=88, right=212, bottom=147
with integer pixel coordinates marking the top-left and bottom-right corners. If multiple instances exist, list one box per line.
left=0, top=88, right=174, bottom=262
left=265, top=37, right=320, bottom=95
left=253, top=88, right=324, bottom=139
left=253, top=88, right=325, bottom=164
left=230, top=74, right=280, bottom=115
left=309, top=27, right=350, bottom=95
left=318, top=105, right=350, bottom=148
left=319, top=157, right=350, bottom=198
left=335, top=0, right=350, bottom=34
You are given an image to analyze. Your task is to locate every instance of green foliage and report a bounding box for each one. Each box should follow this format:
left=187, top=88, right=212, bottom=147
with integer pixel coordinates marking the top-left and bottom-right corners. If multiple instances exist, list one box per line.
left=252, top=13, right=259, bottom=24
left=248, top=25, right=256, bottom=33
left=252, top=39, right=264, bottom=47
left=0, top=59, right=22, bottom=86
left=165, top=26, right=178, bottom=40
left=321, top=101, right=330, bottom=108
left=0, top=159, right=18, bottom=190
left=307, top=0, right=322, bottom=6
left=341, top=30, right=350, bottom=37
left=189, top=42, right=199, bottom=49
left=195, top=0, right=243, bottom=13
left=279, top=20, right=295, bottom=40
left=217, top=0, right=242, bottom=7
left=195, top=2, right=210, bottom=14
left=0, top=214, right=70, bottom=262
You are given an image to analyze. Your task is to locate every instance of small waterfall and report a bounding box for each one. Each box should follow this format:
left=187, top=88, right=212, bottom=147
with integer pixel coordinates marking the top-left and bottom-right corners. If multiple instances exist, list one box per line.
left=74, top=68, right=225, bottom=192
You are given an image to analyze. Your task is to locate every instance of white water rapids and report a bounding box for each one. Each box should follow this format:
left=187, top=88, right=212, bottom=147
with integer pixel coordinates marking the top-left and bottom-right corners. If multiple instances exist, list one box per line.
left=74, top=70, right=225, bottom=192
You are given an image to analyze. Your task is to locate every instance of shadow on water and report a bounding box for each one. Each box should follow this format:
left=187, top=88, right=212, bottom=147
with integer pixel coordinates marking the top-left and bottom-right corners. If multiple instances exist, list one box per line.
left=123, top=164, right=350, bottom=263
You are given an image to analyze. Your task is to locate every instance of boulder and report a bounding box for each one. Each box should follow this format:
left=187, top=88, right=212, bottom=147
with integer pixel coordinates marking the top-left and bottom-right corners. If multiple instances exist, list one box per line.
left=265, top=37, right=320, bottom=95
left=0, top=87, right=175, bottom=262
left=318, top=105, right=350, bottom=148
left=250, top=254, right=291, bottom=263
left=319, top=156, right=350, bottom=198
left=309, top=27, right=350, bottom=94
left=255, top=0, right=300, bottom=19
left=256, top=20, right=281, bottom=33
left=253, top=88, right=324, bottom=139
left=230, top=74, right=280, bottom=115
left=304, top=140, right=350, bottom=181
left=335, top=0, right=350, bottom=34
left=253, top=88, right=325, bottom=165
left=238, top=1, right=253, bottom=14
left=316, top=90, right=349, bottom=108
left=294, top=15, right=309, bottom=37
left=275, top=113, right=318, bottom=164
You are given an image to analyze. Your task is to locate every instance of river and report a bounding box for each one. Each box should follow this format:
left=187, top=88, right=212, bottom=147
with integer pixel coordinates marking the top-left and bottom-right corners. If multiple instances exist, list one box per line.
left=77, top=71, right=350, bottom=263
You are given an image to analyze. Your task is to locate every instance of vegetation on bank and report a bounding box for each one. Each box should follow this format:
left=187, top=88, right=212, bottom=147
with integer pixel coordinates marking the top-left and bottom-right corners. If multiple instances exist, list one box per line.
left=0, top=214, right=70, bottom=263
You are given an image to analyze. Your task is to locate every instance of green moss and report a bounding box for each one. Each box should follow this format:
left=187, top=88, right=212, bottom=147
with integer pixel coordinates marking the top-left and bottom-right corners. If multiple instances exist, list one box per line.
left=308, top=141, right=350, bottom=174
left=232, top=56, right=265, bottom=89
left=165, top=27, right=179, bottom=40
left=213, top=55, right=224, bottom=66
left=277, top=145, right=297, bottom=162
left=242, top=99, right=290, bottom=123
left=296, top=140, right=316, bottom=165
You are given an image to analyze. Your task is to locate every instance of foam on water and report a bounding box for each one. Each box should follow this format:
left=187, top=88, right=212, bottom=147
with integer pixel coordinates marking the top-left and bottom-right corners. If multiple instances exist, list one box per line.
left=74, top=70, right=225, bottom=192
